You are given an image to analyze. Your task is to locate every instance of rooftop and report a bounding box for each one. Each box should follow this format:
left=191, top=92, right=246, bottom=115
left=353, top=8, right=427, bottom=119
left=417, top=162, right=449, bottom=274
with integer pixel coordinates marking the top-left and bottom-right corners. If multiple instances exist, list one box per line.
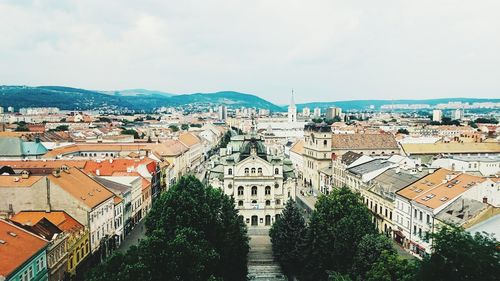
left=11, top=211, right=84, bottom=233
left=402, top=142, right=500, bottom=155
left=332, top=133, right=399, bottom=150
left=0, top=175, right=44, bottom=187
left=0, top=219, right=48, bottom=277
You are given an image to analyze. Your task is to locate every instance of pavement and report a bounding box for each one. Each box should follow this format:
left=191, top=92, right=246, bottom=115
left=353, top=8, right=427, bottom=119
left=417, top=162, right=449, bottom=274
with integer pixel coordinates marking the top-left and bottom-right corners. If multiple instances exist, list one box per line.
left=117, top=219, right=146, bottom=253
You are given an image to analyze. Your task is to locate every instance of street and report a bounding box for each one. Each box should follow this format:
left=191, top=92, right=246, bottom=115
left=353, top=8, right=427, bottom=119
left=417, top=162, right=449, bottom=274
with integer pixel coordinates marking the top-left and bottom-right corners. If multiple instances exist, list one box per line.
left=117, top=219, right=147, bottom=253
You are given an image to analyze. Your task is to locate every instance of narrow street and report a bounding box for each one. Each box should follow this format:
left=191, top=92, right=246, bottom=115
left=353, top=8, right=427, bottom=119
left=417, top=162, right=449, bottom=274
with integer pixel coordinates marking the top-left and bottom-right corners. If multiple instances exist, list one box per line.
left=117, top=219, right=147, bottom=253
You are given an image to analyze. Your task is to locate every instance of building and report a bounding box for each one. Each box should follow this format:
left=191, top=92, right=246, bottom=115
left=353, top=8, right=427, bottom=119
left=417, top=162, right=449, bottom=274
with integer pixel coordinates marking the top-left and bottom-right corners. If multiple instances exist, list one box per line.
left=302, top=107, right=311, bottom=117
left=179, top=132, right=203, bottom=171
left=218, top=105, right=227, bottom=121
left=0, top=138, right=48, bottom=159
left=313, top=107, right=321, bottom=117
left=401, top=142, right=500, bottom=158
left=208, top=134, right=296, bottom=228
left=432, top=110, right=442, bottom=122
left=288, top=139, right=304, bottom=180
left=452, top=108, right=464, bottom=120
left=0, top=219, right=49, bottom=281
left=431, top=155, right=500, bottom=176
left=394, top=169, right=496, bottom=257
left=288, top=93, right=297, bottom=123
left=326, top=107, right=342, bottom=119
left=303, top=122, right=400, bottom=188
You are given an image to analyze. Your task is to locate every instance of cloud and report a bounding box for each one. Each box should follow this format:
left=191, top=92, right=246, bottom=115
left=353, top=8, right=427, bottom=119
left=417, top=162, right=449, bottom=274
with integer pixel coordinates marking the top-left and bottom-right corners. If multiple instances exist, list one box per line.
left=0, top=0, right=499, bottom=104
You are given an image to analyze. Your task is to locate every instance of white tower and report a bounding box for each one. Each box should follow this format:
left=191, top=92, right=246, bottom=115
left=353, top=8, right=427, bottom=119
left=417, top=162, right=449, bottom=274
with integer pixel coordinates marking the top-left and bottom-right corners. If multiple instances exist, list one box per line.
left=288, top=91, right=297, bottom=123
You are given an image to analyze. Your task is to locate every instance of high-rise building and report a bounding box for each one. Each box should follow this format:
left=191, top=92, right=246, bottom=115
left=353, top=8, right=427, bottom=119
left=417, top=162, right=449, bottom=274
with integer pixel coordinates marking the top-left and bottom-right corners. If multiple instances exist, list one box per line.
left=313, top=107, right=321, bottom=117
left=452, top=108, right=464, bottom=120
left=288, top=92, right=297, bottom=123
left=432, top=109, right=442, bottom=122
left=326, top=107, right=342, bottom=119
left=302, top=107, right=311, bottom=117
left=218, top=105, right=227, bottom=120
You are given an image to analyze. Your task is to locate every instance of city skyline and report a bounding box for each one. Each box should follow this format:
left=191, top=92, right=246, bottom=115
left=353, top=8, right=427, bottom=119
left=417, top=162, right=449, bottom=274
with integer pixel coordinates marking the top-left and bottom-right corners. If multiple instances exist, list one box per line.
left=1, top=1, right=500, bottom=104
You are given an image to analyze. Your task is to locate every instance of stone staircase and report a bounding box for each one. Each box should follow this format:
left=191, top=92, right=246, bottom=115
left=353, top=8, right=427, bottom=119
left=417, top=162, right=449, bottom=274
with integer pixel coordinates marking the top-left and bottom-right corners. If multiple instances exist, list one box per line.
left=247, top=228, right=287, bottom=281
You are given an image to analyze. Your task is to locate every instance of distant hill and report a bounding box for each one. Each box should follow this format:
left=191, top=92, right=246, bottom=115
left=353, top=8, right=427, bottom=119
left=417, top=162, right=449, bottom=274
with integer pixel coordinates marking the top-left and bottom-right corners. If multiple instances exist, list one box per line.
left=293, top=98, right=500, bottom=111
left=102, top=89, right=176, bottom=98
left=0, top=86, right=282, bottom=112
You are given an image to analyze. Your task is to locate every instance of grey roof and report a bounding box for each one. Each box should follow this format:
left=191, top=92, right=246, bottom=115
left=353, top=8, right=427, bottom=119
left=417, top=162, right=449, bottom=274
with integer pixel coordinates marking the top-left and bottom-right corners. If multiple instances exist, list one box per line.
left=348, top=159, right=393, bottom=176
left=436, top=198, right=489, bottom=227
left=451, top=155, right=500, bottom=162
left=94, top=176, right=131, bottom=196
left=467, top=213, right=500, bottom=239
left=0, top=137, right=47, bottom=157
left=371, top=168, right=428, bottom=193
left=341, top=151, right=362, bottom=166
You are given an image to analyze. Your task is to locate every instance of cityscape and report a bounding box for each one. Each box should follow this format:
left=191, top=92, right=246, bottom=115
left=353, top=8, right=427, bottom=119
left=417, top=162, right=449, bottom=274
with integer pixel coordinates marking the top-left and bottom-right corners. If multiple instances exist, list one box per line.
left=1, top=1, right=500, bottom=281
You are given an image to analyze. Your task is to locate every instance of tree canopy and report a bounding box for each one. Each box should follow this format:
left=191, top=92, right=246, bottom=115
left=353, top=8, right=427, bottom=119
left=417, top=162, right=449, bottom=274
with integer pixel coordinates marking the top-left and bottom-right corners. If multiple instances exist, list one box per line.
left=86, top=175, right=249, bottom=281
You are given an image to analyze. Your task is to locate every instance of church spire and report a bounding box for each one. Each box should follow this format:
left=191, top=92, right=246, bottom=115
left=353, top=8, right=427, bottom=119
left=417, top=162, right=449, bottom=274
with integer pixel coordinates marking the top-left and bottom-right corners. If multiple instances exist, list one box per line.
left=290, top=89, right=295, bottom=107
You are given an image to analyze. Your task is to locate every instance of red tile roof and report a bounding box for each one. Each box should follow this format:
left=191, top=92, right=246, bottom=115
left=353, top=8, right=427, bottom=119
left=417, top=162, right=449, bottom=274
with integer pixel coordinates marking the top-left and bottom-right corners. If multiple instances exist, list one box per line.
left=0, top=219, right=48, bottom=277
left=11, top=211, right=84, bottom=233
left=83, top=158, right=155, bottom=176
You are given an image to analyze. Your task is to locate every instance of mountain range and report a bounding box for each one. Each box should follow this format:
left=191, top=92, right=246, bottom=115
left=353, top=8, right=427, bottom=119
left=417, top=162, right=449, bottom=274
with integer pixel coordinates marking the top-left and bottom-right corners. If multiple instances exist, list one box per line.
left=0, top=85, right=498, bottom=112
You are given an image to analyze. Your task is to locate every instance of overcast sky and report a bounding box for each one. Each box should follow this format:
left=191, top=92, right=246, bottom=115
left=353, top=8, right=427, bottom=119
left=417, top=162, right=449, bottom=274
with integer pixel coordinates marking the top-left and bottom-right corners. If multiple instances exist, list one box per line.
left=1, top=1, right=499, bottom=104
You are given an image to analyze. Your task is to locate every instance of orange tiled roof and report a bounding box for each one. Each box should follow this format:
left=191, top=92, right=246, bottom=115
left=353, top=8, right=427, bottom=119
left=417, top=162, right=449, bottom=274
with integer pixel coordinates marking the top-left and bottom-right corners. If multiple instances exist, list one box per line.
left=179, top=132, right=201, bottom=148
left=48, top=167, right=114, bottom=208
left=0, top=176, right=44, bottom=187
left=0, top=160, right=87, bottom=170
left=43, top=143, right=148, bottom=158
left=290, top=139, right=305, bottom=155
left=331, top=133, right=399, bottom=150
left=145, top=140, right=188, bottom=157
left=0, top=219, right=48, bottom=277
left=114, top=196, right=123, bottom=205
left=412, top=173, right=486, bottom=209
left=396, top=168, right=458, bottom=200
left=10, top=211, right=84, bottom=233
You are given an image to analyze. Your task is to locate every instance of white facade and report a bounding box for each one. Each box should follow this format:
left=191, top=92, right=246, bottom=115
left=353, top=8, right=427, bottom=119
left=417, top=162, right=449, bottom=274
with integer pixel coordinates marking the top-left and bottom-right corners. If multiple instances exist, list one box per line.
left=431, top=156, right=500, bottom=176
left=432, top=110, right=442, bottom=122
left=288, top=94, right=297, bottom=123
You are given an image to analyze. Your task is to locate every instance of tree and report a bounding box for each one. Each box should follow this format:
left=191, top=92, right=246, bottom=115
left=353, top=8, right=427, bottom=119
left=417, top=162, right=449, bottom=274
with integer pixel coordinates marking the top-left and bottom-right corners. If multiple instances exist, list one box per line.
left=397, top=128, right=409, bottom=135
left=474, top=117, right=498, bottom=124
left=269, top=200, right=307, bottom=279
left=365, top=250, right=418, bottom=281
left=219, top=131, right=232, bottom=148
left=351, top=234, right=395, bottom=280
left=49, top=125, right=69, bottom=132
left=301, top=187, right=376, bottom=281
left=14, top=124, right=30, bottom=132
left=328, top=272, right=353, bottom=281
left=88, top=176, right=249, bottom=281
left=121, top=129, right=139, bottom=139
left=169, top=124, right=179, bottom=132
left=417, top=226, right=500, bottom=281
left=181, top=124, right=189, bottom=130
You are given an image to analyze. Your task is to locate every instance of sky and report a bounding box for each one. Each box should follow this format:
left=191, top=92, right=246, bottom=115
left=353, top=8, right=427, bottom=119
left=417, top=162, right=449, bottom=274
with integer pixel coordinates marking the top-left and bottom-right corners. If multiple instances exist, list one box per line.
left=1, top=1, right=499, bottom=105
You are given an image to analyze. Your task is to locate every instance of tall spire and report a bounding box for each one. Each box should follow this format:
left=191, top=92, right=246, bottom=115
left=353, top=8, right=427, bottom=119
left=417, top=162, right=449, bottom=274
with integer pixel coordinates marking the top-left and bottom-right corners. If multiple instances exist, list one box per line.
left=291, top=89, right=295, bottom=107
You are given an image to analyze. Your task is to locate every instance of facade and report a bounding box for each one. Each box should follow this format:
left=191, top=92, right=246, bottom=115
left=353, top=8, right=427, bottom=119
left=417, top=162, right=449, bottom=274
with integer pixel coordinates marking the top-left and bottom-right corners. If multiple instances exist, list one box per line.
left=179, top=132, right=203, bottom=171
left=288, top=94, right=297, bottom=123
left=432, top=109, right=442, bottom=122
left=431, top=155, right=500, bottom=176
left=394, top=169, right=495, bottom=257
left=0, top=219, right=49, bottom=281
left=326, top=107, right=342, bottom=119
left=208, top=134, right=296, bottom=228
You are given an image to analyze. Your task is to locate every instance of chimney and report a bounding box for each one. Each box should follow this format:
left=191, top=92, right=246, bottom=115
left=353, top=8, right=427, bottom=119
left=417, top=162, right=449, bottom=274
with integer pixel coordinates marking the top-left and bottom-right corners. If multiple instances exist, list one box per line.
left=483, top=197, right=488, bottom=204
left=96, top=169, right=100, bottom=176
left=21, top=170, right=30, bottom=179
left=52, top=169, right=60, bottom=178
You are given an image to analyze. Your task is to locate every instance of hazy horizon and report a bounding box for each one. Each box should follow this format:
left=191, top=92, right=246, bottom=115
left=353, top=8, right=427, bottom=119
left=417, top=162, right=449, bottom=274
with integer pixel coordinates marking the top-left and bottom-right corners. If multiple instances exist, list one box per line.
left=1, top=1, right=499, bottom=104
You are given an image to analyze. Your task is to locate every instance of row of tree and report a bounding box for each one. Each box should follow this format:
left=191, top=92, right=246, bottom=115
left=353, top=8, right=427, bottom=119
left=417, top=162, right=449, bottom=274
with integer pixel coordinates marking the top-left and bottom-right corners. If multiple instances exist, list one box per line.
left=86, top=176, right=250, bottom=281
left=270, top=187, right=499, bottom=281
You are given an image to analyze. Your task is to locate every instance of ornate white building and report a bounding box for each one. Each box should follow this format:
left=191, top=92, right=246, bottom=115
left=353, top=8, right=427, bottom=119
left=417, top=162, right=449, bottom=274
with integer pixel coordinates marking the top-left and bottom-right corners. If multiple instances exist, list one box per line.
left=208, top=134, right=296, bottom=228
left=288, top=92, right=297, bottom=123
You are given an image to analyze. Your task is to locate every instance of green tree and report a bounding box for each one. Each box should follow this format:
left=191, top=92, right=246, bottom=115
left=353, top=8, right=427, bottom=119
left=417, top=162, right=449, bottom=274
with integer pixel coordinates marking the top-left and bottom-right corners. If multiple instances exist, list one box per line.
left=474, top=117, right=498, bottom=124
left=397, top=128, right=409, bottom=135
left=181, top=123, right=189, bottom=130
left=328, top=272, right=353, bottom=281
left=121, top=129, right=139, bottom=139
left=301, top=187, right=376, bottom=281
left=417, top=226, right=500, bottom=281
left=351, top=234, right=395, bottom=280
left=169, top=124, right=179, bottom=132
left=269, top=200, right=307, bottom=279
left=88, top=176, right=249, bottom=281
left=14, top=124, right=30, bottom=131
left=219, top=131, right=232, bottom=148
left=365, top=250, right=418, bottom=281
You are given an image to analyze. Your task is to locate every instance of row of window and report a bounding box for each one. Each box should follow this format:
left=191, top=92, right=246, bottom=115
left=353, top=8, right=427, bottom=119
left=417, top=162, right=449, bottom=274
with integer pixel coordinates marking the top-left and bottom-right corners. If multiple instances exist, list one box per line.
left=237, top=199, right=281, bottom=206
left=228, top=167, right=281, bottom=175
left=237, top=186, right=274, bottom=196
left=20, top=256, right=45, bottom=281
left=365, top=198, right=393, bottom=220
left=414, top=209, right=431, bottom=224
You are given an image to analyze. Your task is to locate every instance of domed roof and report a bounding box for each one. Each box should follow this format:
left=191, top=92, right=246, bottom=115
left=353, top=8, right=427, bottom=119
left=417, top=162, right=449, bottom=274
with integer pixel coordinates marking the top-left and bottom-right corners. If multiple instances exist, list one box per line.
left=239, top=136, right=267, bottom=160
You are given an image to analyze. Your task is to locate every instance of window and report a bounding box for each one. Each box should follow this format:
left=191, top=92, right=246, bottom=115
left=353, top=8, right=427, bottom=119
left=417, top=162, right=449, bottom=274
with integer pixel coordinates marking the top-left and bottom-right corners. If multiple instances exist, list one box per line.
left=238, top=186, right=244, bottom=196
left=228, top=168, right=232, bottom=175
left=252, top=200, right=257, bottom=204
left=414, top=209, right=417, bottom=218
left=276, top=199, right=281, bottom=205
left=238, top=200, right=243, bottom=206
left=418, top=228, right=422, bottom=238
left=28, top=266, right=33, bottom=279
left=275, top=168, right=279, bottom=175
left=266, top=200, right=271, bottom=206
left=274, top=183, right=279, bottom=189
left=228, top=184, right=232, bottom=189
left=251, top=186, right=257, bottom=196
left=419, top=211, right=423, bottom=221
left=426, top=214, right=430, bottom=224
left=251, top=168, right=256, bottom=174
left=258, top=167, right=262, bottom=174
left=413, top=225, right=417, bottom=234
left=244, top=168, right=249, bottom=174
left=265, top=186, right=271, bottom=195
left=323, top=140, right=328, bottom=147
